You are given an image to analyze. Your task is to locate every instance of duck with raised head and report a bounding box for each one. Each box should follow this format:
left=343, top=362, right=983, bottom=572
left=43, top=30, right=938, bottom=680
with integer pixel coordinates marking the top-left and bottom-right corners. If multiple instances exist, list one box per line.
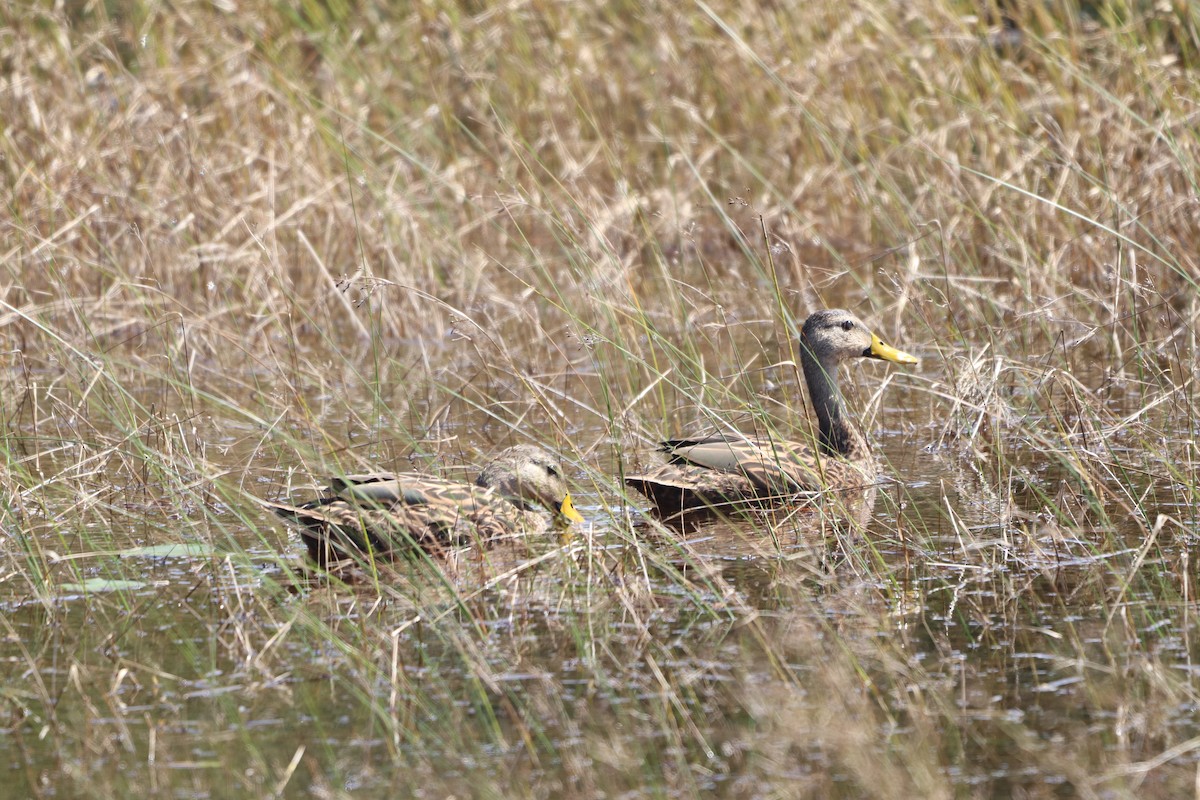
left=625, top=309, right=918, bottom=519
left=267, top=444, right=584, bottom=566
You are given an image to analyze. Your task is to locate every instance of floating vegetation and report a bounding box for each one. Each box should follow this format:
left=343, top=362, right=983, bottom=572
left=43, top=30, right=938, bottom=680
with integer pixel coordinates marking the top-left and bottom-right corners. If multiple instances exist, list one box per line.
left=58, top=578, right=150, bottom=595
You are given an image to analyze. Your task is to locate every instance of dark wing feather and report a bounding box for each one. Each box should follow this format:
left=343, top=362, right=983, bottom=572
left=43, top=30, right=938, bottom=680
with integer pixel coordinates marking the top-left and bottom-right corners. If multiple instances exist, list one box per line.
left=326, top=472, right=397, bottom=493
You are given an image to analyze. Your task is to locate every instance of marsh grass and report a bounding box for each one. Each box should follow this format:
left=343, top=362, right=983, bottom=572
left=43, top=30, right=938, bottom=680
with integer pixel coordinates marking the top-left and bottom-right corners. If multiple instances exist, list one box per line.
left=3, top=0, right=1200, bottom=796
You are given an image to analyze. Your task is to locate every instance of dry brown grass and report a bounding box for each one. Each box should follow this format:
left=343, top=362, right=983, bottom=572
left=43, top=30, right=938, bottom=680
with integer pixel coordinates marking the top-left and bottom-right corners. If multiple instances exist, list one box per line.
left=3, top=0, right=1200, bottom=797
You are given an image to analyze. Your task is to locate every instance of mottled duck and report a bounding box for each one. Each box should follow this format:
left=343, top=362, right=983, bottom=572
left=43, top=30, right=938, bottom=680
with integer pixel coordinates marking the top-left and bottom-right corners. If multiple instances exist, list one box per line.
left=625, top=309, right=918, bottom=518
left=268, top=445, right=584, bottom=566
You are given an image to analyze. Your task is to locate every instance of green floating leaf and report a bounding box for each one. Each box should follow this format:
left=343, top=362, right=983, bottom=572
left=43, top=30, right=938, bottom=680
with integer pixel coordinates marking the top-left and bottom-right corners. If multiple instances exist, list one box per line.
left=118, top=543, right=216, bottom=559
left=60, top=578, right=148, bottom=594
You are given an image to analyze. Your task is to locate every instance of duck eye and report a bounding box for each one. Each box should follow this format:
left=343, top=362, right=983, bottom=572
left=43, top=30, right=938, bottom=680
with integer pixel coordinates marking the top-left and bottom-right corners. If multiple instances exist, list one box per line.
left=546, top=465, right=559, bottom=477
left=841, top=320, right=854, bottom=331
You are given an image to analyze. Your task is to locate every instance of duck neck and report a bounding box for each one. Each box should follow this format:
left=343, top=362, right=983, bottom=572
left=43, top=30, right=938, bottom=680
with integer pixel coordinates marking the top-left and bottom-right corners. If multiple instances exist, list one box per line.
left=801, top=349, right=868, bottom=460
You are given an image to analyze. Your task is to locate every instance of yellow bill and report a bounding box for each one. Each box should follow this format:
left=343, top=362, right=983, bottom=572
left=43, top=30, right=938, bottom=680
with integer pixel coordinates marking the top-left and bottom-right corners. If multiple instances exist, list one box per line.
left=869, top=332, right=919, bottom=365
left=559, top=493, right=585, bottom=524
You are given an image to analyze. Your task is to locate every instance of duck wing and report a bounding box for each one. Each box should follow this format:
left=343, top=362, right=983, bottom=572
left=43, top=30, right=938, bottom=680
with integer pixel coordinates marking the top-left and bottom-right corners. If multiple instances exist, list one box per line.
left=626, top=434, right=867, bottom=518
left=269, top=473, right=526, bottom=566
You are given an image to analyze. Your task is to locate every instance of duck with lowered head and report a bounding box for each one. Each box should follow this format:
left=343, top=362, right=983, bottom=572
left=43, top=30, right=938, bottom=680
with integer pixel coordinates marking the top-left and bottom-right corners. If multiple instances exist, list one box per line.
left=267, top=444, right=584, bottom=566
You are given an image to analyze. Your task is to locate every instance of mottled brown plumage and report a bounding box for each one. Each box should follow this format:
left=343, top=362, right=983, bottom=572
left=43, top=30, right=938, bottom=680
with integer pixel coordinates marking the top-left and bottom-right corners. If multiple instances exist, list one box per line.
left=266, top=445, right=583, bottom=566
left=626, top=310, right=918, bottom=519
